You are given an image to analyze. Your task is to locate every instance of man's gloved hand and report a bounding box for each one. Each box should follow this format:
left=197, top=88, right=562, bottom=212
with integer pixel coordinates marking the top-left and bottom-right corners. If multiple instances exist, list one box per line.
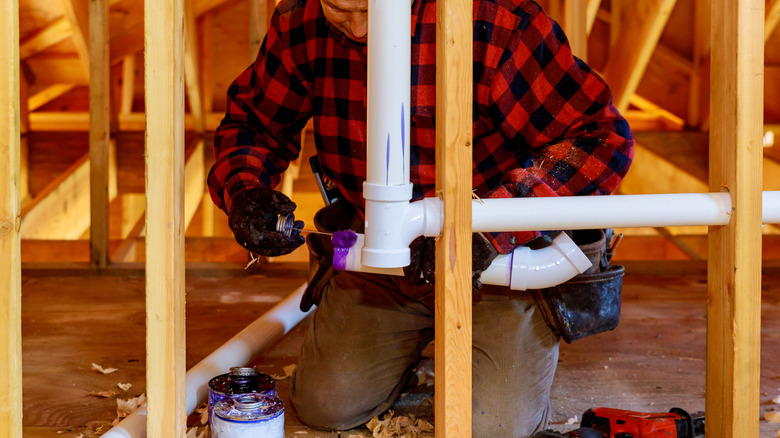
left=228, top=187, right=305, bottom=257
left=403, top=233, right=498, bottom=290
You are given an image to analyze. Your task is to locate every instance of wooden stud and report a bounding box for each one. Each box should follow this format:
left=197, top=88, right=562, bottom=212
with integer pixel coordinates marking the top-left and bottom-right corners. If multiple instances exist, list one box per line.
left=603, top=0, right=678, bottom=112
left=120, top=56, right=136, bottom=115
left=688, top=0, right=708, bottom=129
left=90, top=0, right=111, bottom=268
left=564, top=0, right=588, bottom=61
left=184, top=0, right=205, bottom=134
left=184, top=140, right=206, bottom=231
left=19, top=73, right=29, bottom=204
left=707, top=0, right=763, bottom=436
left=200, top=13, right=214, bottom=115
left=249, top=0, right=272, bottom=61
left=144, top=0, right=186, bottom=435
left=766, top=0, right=780, bottom=42
left=59, top=0, right=90, bottom=78
left=435, top=0, right=473, bottom=436
left=0, top=0, right=23, bottom=436
left=586, top=0, right=602, bottom=35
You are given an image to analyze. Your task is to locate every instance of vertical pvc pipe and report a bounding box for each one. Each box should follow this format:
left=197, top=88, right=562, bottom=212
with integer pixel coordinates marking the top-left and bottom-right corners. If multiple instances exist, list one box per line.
left=366, top=0, right=411, bottom=186
left=0, top=1, right=22, bottom=436
left=706, top=0, right=763, bottom=436
left=144, top=0, right=186, bottom=434
left=362, top=0, right=414, bottom=268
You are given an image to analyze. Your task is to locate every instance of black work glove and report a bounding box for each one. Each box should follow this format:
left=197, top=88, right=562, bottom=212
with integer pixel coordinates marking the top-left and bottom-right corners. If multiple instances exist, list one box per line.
left=228, top=187, right=305, bottom=257
left=403, top=233, right=498, bottom=291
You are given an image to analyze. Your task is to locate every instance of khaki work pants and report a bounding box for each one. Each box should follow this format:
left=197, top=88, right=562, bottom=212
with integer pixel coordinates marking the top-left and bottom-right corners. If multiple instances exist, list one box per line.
left=290, top=269, right=560, bottom=438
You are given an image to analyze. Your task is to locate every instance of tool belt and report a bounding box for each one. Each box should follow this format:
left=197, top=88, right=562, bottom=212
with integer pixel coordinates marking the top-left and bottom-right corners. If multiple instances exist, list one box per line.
left=532, top=229, right=624, bottom=343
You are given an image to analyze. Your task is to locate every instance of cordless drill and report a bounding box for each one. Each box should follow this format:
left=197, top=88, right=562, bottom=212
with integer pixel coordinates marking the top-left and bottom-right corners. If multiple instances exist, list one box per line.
left=534, top=407, right=705, bottom=438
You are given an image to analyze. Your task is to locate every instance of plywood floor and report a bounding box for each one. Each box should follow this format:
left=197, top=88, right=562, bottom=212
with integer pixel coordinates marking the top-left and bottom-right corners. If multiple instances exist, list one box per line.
left=18, top=261, right=780, bottom=437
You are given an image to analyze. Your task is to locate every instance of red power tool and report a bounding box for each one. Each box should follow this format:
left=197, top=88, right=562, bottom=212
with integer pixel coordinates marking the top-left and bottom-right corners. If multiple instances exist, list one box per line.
left=534, top=407, right=705, bottom=438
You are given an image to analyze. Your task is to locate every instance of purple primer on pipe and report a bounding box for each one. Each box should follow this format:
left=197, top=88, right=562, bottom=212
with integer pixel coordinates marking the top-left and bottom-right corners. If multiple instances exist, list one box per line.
left=386, top=133, right=391, bottom=185
left=332, top=230, right=358, bottom=271
left=401, top=103, right=405, bottom=167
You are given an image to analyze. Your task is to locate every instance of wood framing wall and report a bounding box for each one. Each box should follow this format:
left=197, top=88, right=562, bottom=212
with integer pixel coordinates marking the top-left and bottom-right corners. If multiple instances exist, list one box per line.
left=1, top=1, right=23, bottom=436
left=706, top=0, right=764, bottom=435
left=144, top=0, right=187, bottom=435
left=435, top=0, right=473, bottom=435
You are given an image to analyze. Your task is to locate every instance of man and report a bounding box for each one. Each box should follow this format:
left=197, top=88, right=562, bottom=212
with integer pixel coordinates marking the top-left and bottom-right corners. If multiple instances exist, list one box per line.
left=207, top=0, right=634, bottom=436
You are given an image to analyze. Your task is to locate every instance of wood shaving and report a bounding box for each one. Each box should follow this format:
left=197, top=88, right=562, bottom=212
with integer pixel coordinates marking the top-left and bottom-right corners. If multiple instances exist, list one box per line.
left=195, top=404, right=209, bottom=425
left=117, top=382, right=132, bottom=391
left=773, top=395, right=780, bottom=404
left=112, top=394, right=146, bottom=426
left=245, top=253, right=260, bottom=269
left=88, top=390, right=118, bottom=398
left=776, top=428, right=780, bottom=438
left=565, top=415, right=578, bottom=425
left=92, top=363, right=119, bottom=374
left=186, top=427, right=207, bottom=438
left=767, top=411, right=780, bottom=423
left=365, top=411, right=434, bottom=437
left=271, top=363, right=297, bottom=380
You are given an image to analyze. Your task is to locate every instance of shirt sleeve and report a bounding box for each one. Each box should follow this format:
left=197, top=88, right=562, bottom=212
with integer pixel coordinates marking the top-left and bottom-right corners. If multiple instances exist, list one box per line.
left=207, top=12, right=312, bottom=214
left=483, top=8, right=634, bottom=253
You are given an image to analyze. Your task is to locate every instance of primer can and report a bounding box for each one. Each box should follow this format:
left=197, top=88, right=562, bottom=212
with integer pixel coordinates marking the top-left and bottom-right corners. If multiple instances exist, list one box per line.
left=208, top=367, right=276, bottom=426
left=211, top=393, right=285, bottom=438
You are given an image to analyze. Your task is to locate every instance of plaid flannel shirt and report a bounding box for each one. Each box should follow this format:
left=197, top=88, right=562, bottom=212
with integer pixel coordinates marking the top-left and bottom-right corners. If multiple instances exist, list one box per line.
left=208, top=0, right=634, bottom=254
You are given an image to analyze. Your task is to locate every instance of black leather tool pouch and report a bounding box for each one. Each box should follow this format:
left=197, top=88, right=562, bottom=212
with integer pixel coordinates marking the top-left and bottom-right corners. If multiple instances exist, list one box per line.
left=532, top=229, right=625, bottom=343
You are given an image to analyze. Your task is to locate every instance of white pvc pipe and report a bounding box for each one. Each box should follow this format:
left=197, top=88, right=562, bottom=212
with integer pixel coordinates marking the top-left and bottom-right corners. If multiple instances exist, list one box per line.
left=765, top=191, right=780, bottom=224
left=342, top=232, right=591, bottom=290
left=366, top=0, right=411, bottom=186
left=361, top=0, right=413, bottom=269
left=102, top=283, right=312, bottom=438
left=472, top=192, right=735, bottom=231
left=479, top=232, right=592, bottom=290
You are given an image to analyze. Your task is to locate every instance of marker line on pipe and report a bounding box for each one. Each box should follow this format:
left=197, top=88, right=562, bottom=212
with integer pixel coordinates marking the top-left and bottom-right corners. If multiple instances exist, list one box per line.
left=101, top=283, right=312, bottom=438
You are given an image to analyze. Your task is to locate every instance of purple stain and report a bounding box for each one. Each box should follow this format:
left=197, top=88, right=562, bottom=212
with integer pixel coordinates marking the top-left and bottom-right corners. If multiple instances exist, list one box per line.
left=481, top=411, right=485, bottom=415
left=386, top=133, right=391, bottom=185
left=401, top=103, right=405, bottom=165
left=332, top=230, right=358, bottom=271
left=499, top=423, right=503, bottom=428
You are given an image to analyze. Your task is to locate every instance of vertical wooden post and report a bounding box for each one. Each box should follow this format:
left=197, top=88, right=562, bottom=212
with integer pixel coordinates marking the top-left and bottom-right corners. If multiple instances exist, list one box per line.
left=19, top=69, right=29, bottom=204
left=249, top=0, right=272, bottom=61
left=0, top=0, right=22, bottom=436
left=564, top=0, right=588, bottom=61
left=707, top=0, right=763, bottom=436
left=145, top=0, right=186, bottom=434
left=435, top=0, right=473, bottom=436
left=90, top=0, right=111, bottom=268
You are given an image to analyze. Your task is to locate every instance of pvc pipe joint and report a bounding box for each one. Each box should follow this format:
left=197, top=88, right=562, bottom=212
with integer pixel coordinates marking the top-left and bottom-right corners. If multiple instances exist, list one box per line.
left=362, top=184, right=442, bottom=267
left=478, top=232, right=592, bottom=290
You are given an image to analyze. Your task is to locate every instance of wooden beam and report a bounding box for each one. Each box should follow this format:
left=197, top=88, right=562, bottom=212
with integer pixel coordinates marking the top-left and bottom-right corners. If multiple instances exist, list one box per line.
left=564, top=0, right=588, bottom=61
left=59, top=0, right=90, bottom=78
left=0, top=0, right=23, bottom=435
left=586, top=0, right=602, bottom=35
left=90, top=0, right=111, bottom=268
left=25, top=57, right=88, bottom=88
left=199, top=13, right=214, bottom=115
left=19, top=73, right=29, bottom=203
left=19, top=17, right=71, bottom=59
left=112, top=213, right=145, bottom=262
left=602, top=0, right=678, bottom=112
left=688, top=0, right=709, bottom=129
left=435, top=0, right=473, bottom=435
left=249, top=0, right=272, bottom=61
left=28, top=84, right=77, bottom=111
left=184, top=140, right=205, bottom=231
left=20, top=146, right=118, bottom=239
left=28, top=111, right=224, bottom=131
left=653, top=226, right=703, bottom=260
left=184, top=0, right=205, bottom=134
left=706, top=1, right=763, bottom=436
left=766, top=0, right=780, bottom=42
left=120, top=56, right=136, bottom=115
left=144, top=0, right=186, bottom=436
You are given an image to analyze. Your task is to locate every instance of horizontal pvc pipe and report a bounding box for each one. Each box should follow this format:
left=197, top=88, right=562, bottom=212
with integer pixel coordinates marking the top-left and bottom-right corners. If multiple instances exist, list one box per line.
left=472, top=193, right=736, bottom=231
left=765, top=191, right=780, bottom=224
left=102, top=283, right=312, bottom=438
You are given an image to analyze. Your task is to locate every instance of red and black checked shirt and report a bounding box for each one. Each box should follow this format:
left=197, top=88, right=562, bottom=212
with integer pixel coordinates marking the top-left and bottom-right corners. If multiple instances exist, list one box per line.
left=208, top=0, right=634, bottom=254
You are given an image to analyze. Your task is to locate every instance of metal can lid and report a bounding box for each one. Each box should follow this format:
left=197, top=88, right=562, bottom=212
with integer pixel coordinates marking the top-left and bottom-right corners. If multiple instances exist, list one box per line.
left=229, top=367, right=259, bottom=377
left=214, top=393, right=284, bottom=422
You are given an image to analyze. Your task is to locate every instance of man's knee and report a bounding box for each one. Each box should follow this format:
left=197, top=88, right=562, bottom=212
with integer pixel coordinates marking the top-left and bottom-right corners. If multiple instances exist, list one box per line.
left=290, top=371, right=379, bottom=430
